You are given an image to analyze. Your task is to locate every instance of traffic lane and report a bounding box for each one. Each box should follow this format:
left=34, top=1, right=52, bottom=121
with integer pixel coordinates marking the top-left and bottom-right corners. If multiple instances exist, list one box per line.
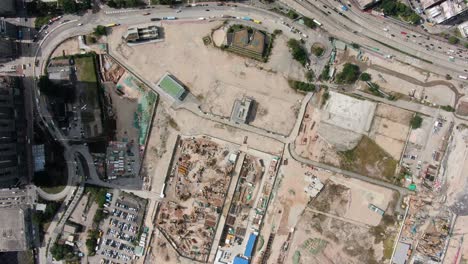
left=344, top=8, right=468, bottom=60
left=293, top=0, right=468, bottom=75
left=323, top=0, right=467, bottom=58
left=303, top=0, right=468, bottom=68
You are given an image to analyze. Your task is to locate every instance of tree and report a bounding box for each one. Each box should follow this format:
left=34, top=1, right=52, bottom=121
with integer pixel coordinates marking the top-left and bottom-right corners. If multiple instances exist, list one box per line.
left=408, top=13, right=421, bottom=24
left=287, top=39, right=308, bottom=66
left=94, top=25, right=107, bottom=36
left=410, top=114, right=422, bottom=129
left=62, top=0, right=78, bottom=13
left=320, top=65, right=330, bottom=81
left=108, top=0, right=142, bottom=8
left=305, top=70, right=315, bottom=82
left=86, top=229, right=99, bottom=255
left=351, top=43, right=360, bottom=49
left=50, top=243, right=73, bottom=261
left=464, top=43, right=468, bottom=49
left=441, top=105, right=455, bottom=112
left=287, top=10, right=299, bottom=19
left=335, top=63, right=360, bottom=84
left=311, top=45, right=324, bottom=57
left=273, top=29, right=282, bottom=35
left=360, top=72, right=372, bottom=81
left=448, top=36, right=459, bottom=45
left=288, top=80, right=315, bottom=92
left=302, top=17, right=317, bottom=29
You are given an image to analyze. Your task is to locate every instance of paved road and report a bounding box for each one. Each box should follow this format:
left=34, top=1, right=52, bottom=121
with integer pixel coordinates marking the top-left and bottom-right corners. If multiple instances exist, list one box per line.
left=288, top=142, right=409, bottom=214
left=36, top=150, right=77, bottom=201
left=284, top=0, right=468, bottom=78
left=353, top=90, right=438, bottom=117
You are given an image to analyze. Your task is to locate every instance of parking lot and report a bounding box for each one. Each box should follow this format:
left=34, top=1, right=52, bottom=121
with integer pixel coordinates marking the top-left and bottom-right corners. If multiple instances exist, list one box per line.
left=95, top=190, right=147, bottom=264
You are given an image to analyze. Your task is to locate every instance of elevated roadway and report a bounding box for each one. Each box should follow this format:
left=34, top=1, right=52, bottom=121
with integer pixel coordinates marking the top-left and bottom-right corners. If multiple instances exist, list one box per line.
left=284, top=0, right=468, bottom=78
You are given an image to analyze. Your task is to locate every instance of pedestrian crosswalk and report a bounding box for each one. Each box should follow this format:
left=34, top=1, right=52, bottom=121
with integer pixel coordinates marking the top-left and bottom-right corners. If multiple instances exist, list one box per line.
left=105, top=9, right=138, bottom=15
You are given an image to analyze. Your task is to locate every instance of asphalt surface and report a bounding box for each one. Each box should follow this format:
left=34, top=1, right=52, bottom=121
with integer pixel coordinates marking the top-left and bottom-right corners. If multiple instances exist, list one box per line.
left=285, top=0, right=468, bottom=78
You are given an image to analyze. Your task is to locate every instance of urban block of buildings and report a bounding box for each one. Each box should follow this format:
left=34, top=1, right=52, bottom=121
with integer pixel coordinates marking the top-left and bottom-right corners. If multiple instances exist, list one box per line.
left=230, top=97, right=254, bottom=124
left=123, top=24, right=160, bottom=43
left=422, top=0, right=468, bottom=24
left=0, top=76, right=28, bottom=187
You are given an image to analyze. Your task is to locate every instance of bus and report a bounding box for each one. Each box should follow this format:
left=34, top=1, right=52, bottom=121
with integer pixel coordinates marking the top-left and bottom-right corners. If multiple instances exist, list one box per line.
left=106, top=23, right=120, bottom=27
left=313, top=19, right=322, bottom=26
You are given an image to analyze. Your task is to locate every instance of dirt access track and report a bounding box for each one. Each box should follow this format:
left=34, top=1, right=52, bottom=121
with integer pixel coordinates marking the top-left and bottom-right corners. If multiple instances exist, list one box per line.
left=107, top=21, right=305, bottom=135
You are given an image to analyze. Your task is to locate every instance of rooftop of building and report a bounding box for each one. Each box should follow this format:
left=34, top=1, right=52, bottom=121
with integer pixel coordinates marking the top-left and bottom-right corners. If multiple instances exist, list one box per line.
left=0, top=0, right=16, bottom=16
left=426, top=0, right=468, bottom=23
left=124, top=24, right=160, bottom=42
left=230, top=28, right=266, bottom=54
left=230, top=97, right=253, bottom=124
left=356, top=0, right=378, bottom=9
left=0, top=207, right=28, bottom=252
left=458, top=20, right=468, bottom=38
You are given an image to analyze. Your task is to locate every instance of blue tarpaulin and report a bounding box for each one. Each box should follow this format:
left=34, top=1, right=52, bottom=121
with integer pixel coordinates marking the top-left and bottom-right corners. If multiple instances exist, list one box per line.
left=244, top=233, right=257, bottom=258
left=233, top=256, right=249, bottom=264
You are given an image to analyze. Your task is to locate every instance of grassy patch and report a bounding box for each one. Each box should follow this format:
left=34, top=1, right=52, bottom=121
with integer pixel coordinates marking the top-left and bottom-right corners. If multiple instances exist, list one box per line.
left=75, top=56, right=100, bottom=110
left=311, top=43, right=325, bottom=57
left=441, top=105, right=455, bottom=112
left=339, top=136, right=397, bottom=181
left=75, top=56, right=98, bottom=83
left=41, top=185, right=66, bottom=194
left=293, top=251, right=301, bottom=264
left=321, top=91, right=330, bottom=107
left=383, top=235, right=395, bottom=259
left=202, top=36, right=211, bottom=45
left=287, top=39, right=308, bottom=66
left=319, top=65, right=330, bottom=81
left=35, top=16, right=53, bottom=29
left=256, top=235, right=264, bottom=252
left=410, top=114, right=422, bottom=129
left=335, top=63, right=360, bottom=84
left=288, top=79, right=315, bottom=92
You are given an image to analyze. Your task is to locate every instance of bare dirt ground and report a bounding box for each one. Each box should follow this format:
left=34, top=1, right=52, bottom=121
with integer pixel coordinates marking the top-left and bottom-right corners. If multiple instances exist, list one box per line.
left=284, top=210, right=383, bottom=264
left=365, top=67, right=456, bottom=106
left=443, top=215, right=468, bottom=264
left=294, top=102, right=341, bottom=166
left=148, top=231, right=194, bottom=264
left=254, top=154, right=335, bottom=263
left=326, top=176, right=394, bottom=226
left=50, top=38, right=80, bottom=58
left=107, top=21, right=304, bottom=135
left=212, top=28, right=225, bottom=47
left=369, top=103, right=412, bottom=159
left=444, top=125, right=468, bottom=210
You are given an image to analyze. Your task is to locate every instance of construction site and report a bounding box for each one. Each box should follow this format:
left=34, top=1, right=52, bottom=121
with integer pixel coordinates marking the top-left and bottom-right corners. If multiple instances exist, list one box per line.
left=155, top=136, right=239, bottom=262
left=215, top=154, right=281, bottom=264
left=294, top=91, right=405, bottom=183
left=253, top=152, right=398, bottom=264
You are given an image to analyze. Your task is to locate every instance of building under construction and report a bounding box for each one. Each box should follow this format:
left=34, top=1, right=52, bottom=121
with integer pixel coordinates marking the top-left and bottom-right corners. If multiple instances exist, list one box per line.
left=156, top=136, right=237, bottom=262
